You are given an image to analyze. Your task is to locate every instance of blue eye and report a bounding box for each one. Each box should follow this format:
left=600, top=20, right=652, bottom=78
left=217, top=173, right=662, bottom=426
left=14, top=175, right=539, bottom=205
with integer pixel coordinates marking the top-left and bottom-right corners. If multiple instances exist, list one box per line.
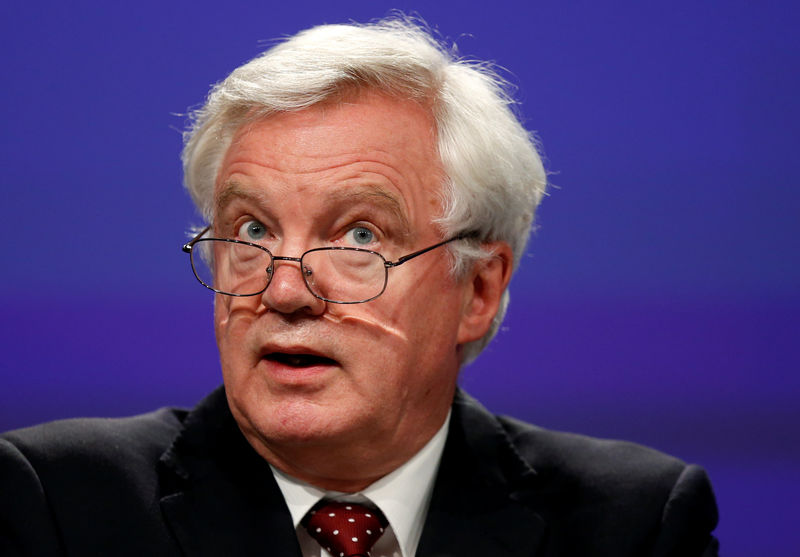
left=238, top=220, right=267, bottom=241
left=345, top=226, right=375, bottom=246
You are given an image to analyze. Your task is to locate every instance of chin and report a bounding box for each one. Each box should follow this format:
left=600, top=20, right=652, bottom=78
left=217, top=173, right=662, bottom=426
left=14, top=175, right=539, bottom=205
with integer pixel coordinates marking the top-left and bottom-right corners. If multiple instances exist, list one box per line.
left=233, top=388, right=364, bottom=447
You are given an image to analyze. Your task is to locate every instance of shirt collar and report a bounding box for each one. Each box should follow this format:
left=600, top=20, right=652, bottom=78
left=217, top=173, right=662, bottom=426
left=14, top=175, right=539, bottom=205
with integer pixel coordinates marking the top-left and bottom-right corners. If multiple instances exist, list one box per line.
left=272, top=412, right=450, bottom=557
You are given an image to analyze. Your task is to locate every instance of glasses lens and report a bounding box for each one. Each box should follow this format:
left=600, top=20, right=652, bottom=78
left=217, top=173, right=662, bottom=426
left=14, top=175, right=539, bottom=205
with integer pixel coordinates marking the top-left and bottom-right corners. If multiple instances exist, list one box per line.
left=192, top=239, right=271, bottom=295
left=302, top=248, right=387, bottom=303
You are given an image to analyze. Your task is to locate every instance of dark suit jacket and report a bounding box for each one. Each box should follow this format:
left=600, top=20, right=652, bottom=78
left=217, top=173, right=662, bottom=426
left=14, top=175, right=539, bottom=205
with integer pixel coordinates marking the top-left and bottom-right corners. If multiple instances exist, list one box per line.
left=0, top=387, right=718, bottom=556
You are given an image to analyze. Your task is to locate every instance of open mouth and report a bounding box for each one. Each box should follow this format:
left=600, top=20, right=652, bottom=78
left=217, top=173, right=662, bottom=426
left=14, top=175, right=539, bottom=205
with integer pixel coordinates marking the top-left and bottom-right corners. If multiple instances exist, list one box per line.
left=264, top=353, right=338, bottom=368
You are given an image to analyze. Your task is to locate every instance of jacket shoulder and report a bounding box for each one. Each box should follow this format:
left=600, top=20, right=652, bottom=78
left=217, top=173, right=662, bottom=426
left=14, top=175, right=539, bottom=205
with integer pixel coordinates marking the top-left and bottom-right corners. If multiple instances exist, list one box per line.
left=494, top=414, right=719, bottom=555
left=0, top=408, right=189, bottom=556
left=1, top=407, right=187, bottom=468
left=498, top=414, right=687, bottom=490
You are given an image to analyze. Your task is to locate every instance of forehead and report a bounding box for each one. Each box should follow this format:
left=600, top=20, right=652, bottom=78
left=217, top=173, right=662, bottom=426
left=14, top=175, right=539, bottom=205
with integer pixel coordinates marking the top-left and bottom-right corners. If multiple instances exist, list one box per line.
left=214, top=92, right=444, bottom=226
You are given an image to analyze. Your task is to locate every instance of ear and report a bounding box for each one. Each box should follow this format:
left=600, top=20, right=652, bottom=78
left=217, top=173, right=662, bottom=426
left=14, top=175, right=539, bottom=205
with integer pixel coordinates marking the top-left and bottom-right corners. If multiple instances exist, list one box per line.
left=457, top=242, right=513, bottom=345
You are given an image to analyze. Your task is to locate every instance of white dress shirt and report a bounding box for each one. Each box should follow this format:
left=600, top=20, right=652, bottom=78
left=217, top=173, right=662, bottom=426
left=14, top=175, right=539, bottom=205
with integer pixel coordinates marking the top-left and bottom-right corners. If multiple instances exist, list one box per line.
left=271, top=413, right=450, bottom=557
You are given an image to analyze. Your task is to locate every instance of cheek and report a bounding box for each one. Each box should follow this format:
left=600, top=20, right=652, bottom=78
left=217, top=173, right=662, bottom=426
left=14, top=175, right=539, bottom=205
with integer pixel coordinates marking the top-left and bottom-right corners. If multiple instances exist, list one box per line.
left=344, top=274, right=463, bottom=366
left=214, top=296, right=260, bottom=362
left=214, top=295, right=238, bottom=347
left=325, top=309, right=410, bottom=344
left=410, top=277, right=467, bottom=354
left=213, top=296, right=229, bottom=337
left=320, top=307, right=411, bottom=376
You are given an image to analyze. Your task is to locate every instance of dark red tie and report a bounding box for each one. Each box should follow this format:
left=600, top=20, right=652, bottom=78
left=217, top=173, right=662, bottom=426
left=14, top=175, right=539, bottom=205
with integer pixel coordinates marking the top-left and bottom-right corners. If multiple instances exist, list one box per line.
left=303, top=500, right=388, bottom=557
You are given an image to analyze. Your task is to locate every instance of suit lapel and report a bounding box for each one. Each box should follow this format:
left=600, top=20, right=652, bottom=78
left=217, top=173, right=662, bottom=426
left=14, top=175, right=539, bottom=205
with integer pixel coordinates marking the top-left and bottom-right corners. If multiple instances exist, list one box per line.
left=417, top=390, right=547, bottom=557
left=157, top=387, right=302, bottom=557
left=155, top=387, right=546, bottom=557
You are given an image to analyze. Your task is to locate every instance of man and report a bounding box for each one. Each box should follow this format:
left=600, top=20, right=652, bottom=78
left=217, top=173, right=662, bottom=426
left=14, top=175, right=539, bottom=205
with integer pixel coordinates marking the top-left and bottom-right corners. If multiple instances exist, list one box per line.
left=0, top=17, right=718, bottom=556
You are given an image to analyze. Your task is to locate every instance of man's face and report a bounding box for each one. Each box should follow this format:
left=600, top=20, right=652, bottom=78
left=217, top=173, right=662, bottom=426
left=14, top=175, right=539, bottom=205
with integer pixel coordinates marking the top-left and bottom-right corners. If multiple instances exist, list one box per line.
left=213, top=92, right=486, bottom=487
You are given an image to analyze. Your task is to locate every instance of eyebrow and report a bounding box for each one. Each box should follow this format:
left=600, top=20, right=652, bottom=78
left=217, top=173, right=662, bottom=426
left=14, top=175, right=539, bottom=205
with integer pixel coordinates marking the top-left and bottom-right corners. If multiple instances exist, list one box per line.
left=325, top=187, right=411, bottom=235
left=215, top=181, right=263, bottom=215
left=214, top=181, right=412, bottom=236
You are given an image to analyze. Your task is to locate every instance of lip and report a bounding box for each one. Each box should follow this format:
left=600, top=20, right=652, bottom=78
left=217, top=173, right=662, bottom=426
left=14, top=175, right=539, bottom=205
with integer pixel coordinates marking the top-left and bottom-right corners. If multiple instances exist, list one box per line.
left=257, top=343, right=340, bottom=385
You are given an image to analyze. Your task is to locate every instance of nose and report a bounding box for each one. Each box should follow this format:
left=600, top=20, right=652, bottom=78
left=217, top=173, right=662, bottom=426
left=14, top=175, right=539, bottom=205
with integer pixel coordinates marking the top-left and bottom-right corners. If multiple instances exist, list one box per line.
left=261, top=256, right=326, bottom=316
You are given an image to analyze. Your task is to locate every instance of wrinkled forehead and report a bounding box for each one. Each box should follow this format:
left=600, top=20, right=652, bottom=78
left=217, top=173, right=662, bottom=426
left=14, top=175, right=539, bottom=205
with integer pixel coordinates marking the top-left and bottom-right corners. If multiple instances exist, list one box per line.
left=212, top=92, right=446, bottom=232
left=219, top=92, right=439, bottom=168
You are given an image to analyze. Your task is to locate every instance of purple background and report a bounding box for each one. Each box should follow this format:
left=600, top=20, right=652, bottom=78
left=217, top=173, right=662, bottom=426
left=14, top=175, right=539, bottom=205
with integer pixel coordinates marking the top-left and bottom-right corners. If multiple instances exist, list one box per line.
left=2, top=1, right=798, bottom=554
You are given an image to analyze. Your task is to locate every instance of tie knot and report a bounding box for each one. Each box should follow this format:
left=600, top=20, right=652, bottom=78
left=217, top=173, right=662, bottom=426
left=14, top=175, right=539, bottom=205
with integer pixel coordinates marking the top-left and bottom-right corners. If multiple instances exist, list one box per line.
left=303, top=500, right=388, bottom=557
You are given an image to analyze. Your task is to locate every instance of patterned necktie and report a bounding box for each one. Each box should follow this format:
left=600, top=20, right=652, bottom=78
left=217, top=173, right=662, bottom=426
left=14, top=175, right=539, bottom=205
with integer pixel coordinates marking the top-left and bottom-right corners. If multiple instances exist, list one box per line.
left=303, top=500, right=388, bottom=557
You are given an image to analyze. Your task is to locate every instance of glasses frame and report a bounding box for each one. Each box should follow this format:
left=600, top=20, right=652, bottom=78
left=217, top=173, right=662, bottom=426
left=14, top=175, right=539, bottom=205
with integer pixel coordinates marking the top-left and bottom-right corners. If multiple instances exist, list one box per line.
left=182, top=225, right=477, bottom=304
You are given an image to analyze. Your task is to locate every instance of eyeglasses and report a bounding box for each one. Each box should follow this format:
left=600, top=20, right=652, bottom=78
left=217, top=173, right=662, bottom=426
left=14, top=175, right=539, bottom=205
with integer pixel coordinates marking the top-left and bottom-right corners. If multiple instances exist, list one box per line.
left=182, top=225, right=475, bottom=304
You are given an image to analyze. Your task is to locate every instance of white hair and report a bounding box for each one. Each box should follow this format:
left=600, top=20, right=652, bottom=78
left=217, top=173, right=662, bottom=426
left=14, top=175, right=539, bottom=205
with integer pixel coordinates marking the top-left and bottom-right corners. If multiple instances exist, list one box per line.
left=182, top=16, right=547, bottom=364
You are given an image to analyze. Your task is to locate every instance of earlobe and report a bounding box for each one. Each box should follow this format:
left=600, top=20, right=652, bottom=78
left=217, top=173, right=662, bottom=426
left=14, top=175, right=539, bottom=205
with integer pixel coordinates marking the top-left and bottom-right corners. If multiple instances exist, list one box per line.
left=456, top=242, right=513, bottom=345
